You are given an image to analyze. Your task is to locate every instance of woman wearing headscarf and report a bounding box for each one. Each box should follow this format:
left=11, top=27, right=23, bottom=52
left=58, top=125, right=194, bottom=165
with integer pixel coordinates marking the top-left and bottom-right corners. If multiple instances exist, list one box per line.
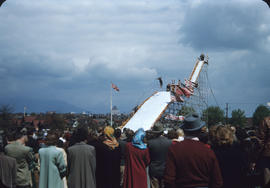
left=123, top=128, right=150, bottom=188
left=93, top=126, right=121, bottom=188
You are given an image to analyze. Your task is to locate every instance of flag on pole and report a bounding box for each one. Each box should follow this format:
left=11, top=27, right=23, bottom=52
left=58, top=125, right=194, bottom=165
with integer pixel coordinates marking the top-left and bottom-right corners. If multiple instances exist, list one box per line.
left=112, top=83, right=119, bottom=92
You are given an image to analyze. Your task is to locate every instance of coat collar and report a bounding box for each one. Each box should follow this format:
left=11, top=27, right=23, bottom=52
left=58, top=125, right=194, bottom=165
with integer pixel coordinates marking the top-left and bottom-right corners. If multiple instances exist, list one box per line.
left=75, top=141, right=86, bottom=145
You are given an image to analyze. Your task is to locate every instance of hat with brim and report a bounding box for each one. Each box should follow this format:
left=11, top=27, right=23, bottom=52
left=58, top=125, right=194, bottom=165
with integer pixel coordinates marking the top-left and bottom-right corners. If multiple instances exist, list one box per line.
left=180, top=113, right=205, bottom=132
left=149, top=123, right=164, bottom=134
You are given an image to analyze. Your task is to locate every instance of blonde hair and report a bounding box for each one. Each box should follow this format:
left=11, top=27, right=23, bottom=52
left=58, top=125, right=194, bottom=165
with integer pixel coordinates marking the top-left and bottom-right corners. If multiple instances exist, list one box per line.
left=176, top=128, right=184, bottom=137
left=213, top=125, right=234, bottom=146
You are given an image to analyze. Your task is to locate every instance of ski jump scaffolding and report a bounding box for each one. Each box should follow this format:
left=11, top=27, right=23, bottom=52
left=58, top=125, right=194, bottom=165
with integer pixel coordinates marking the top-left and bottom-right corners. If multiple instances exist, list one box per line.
left=122, top=54, right=208, bottom=131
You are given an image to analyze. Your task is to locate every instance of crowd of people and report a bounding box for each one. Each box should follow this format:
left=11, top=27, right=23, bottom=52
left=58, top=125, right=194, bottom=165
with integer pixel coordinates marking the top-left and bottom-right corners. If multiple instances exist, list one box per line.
left=0, top=112, right=270, bottom=188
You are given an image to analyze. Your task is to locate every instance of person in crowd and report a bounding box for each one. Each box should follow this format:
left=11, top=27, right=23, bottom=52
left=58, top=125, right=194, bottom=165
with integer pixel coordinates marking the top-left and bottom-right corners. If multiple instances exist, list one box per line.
left=67, top=130, right=78, bottom=147
left=238, top=133, right=261, bottom=188
left=38, top=131, right=67, bottom=188
left=256, top=116, right=270, bottom=187
left=67, top=127, right=96, bottom=188
left=198, top=126, right=210, bottom=148
left=176, top=128, right=184, bottom=141
left=94, top=126, right=121, bottom=188
left=114, top=128, right=127, bottom=187
left=26, top=128, right=39, bottom=155
left=5, top=128, right=16, bottom=144
left=167, top=129, right=182, bottom=144
left=5, top=128, right=36, bottom=188
left=164, top=112, right=223, bottom=188
left=148, top=124, right=172, bottom=188
left=0, top=134, right=17, bottom=188
left=208, top=125, right=218, bottom=146
left=25, top=128, right=40, bottom=188
left=56, top=133, right=68, bottom=188
left=123, top=128, right=135, bottom=142
left=210, top=125, right=246, bottom=188
left=123, top=128, right=150, bottom=188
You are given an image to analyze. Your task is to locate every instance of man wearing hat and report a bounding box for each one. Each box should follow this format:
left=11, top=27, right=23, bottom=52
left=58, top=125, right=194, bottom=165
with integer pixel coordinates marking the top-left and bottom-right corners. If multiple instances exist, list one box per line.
left=148, top=123, right=172, bottom=188
left=164, top=113, right=223, bottom=188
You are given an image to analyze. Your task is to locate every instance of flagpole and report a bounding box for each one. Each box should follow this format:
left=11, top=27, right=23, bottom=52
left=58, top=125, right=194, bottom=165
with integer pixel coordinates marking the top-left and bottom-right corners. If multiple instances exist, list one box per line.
left=110, top=83, right=113, bottom=126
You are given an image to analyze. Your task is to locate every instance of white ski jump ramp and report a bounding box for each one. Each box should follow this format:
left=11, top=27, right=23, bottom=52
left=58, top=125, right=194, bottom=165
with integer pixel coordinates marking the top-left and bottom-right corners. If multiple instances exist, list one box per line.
left=123, top=91, right=171, bottom=131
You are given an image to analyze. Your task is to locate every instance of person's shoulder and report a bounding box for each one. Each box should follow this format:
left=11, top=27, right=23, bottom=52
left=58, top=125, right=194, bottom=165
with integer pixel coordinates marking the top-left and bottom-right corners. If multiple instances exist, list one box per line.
left=0, top=153, right=16, bottom=162
left=161, top=136, right=172, bottom=144
left=55, top=147, right=65, bottom=153
left=172, top=139, right=202, bottom=149
left=118, top=139, right=127, bottom=145
left=38, top=147, right=46, bottom=154
left=23, top=145, right=33, bottom=152
left=148, top=137, right=161, bottom=145
left=4, top=143, right=12, bottom=150
left=67, top=143, right=80, bottom=151
left=69, top=142, right=95, bottom=150
left=85, top=143, right=95, bottom=150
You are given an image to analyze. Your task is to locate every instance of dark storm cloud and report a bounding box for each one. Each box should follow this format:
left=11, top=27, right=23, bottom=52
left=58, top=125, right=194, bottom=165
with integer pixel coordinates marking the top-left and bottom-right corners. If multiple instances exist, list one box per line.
left=0, top=0, right=269, bottom=115
left=180, top=2, right=270, bottom=51
left=0, top=54, right=75, bottom=79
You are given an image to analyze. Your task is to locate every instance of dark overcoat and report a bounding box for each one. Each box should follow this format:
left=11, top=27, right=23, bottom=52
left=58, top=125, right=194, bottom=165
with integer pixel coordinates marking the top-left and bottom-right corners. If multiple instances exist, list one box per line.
left=67, top=142, right=96, bottom=188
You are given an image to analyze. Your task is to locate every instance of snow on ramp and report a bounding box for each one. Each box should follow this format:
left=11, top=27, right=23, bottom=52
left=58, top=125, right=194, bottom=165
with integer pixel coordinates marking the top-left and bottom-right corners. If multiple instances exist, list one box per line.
left=123, top=91, right=171, bottom=131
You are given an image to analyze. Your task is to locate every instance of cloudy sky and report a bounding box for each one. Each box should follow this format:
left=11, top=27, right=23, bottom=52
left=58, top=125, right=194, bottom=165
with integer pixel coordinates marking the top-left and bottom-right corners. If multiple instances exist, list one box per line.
left=0, top=0, right=269, bottom=116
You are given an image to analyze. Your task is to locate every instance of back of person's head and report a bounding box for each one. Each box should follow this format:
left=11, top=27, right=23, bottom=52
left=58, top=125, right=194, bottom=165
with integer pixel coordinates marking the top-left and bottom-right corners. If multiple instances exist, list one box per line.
left=104, top=126, right=115, bottom=137
left=212, top=125, right=234, bottom=147
left=198, top=126, right=209, bottom=144
left=125, top=129, right=135, bottom=142
left=87, top=129, right=98, bottom=143
left=27, top=128, right=35, bottom=136
left=181, top=113, right=205, bottom=136
left=114, top=128, right=122, bottom=139
left=150, top=123, right=164, bottom=138
left=176, top=128, right=184, bottom=137
left=208, top=125, right=218, bottom=145
left=167, top=129, right=179, bottom=140
left=56, top=139, right=64, bottom=148
left=45, top=131, right=58, bottom=146
left=14, top=127, right=27, bottom=141
left=97, top=126, right=104, bottom=134
left=75, top=127, right=88, bottom=143
left=235, top=127, right=249, bottom=142
left=6, top=129, right=16, bottom=142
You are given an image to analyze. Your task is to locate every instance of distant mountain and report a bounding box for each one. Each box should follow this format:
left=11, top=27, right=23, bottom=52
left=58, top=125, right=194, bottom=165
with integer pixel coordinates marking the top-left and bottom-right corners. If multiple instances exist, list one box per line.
left=0, top=97, right=86, bottom=113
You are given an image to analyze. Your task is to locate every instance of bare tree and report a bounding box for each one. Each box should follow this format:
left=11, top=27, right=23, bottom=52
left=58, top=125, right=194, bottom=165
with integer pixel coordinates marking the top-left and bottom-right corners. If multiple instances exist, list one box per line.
left=0, top=104, right=14, bottom=129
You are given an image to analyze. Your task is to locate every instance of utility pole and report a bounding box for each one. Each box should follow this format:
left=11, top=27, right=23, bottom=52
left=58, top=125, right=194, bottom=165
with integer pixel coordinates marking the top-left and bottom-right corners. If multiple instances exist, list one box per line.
left=110, top=84, right=113, bottom=126
left=24, top=106, right=27, bottom=117
left=225, top=103, right=228, bottom=124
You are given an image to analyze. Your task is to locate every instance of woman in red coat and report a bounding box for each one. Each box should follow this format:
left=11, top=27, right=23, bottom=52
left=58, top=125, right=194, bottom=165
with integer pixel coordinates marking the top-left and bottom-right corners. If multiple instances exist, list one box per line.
left=123, top=128, right=150, bottom=188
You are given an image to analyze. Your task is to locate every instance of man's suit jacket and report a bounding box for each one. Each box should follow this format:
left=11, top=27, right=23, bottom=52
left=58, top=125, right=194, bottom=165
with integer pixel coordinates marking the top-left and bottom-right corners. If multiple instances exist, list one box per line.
left=5, top=141, right=35, bottom=187
left=148, top=136, right=172, bottom=178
